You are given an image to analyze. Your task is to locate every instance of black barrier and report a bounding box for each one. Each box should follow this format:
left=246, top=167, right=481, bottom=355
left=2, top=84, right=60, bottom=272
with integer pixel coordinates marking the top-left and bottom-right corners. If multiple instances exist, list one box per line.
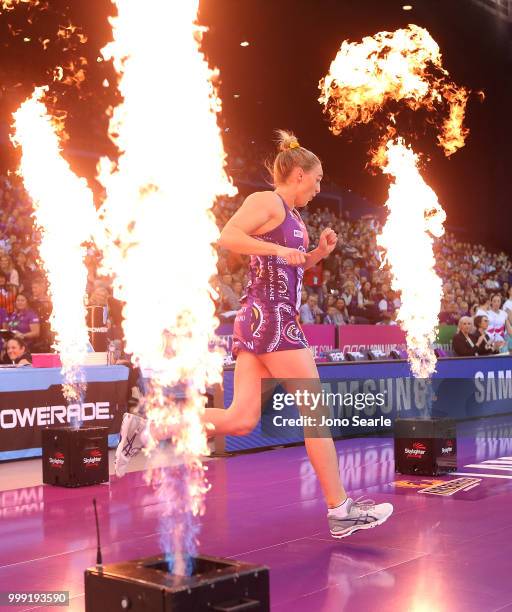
left=0, top=380, right=127, bottom=454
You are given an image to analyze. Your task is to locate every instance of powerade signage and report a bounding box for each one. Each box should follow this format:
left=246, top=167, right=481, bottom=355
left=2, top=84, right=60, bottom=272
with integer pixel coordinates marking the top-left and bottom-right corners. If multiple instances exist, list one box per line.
left=0, top=383, right=127, bottom=453
left=0, top=402, right=112, bottom=430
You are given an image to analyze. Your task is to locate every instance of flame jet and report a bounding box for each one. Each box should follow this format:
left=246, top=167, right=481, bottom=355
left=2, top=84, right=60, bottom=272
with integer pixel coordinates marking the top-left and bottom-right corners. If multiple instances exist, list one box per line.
left=96, top=0, right=234, bottom=575
left=320, top=25, right=471, bottom=377
left=12, top=86, right=96, bottom=402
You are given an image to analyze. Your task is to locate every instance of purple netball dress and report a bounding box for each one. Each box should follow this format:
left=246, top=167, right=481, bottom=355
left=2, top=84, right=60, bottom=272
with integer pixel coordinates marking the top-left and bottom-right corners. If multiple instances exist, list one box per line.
left=232, top=194, right=310, bottom=357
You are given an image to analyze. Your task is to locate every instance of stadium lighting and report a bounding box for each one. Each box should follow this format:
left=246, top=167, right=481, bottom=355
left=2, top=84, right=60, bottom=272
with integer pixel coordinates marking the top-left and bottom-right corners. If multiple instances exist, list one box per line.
left=402, top=5, right=413, bottom=10
left=240, top=41, right=250, bottom=47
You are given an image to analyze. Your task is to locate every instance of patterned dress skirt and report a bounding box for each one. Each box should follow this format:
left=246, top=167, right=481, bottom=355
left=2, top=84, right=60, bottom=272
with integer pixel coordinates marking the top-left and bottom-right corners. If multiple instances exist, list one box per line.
left=232, top=299, right=309, bottom=357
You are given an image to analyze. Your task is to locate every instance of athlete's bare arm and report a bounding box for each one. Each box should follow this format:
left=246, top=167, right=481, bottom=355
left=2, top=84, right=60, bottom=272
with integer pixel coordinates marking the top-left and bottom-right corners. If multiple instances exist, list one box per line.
left=219, top=191, right=306, bottom=265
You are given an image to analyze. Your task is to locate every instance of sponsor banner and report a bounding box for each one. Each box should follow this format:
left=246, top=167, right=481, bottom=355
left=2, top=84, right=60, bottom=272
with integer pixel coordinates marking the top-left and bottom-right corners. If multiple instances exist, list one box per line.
left=435, top=325, right=457, bottom=352
left=302, top=324, right=336, bottom=361
left=338, top=324, right=406, bottom=355
left=0, top=380, right=128, bottom=453
left=223, top=356, right=512, bottom=451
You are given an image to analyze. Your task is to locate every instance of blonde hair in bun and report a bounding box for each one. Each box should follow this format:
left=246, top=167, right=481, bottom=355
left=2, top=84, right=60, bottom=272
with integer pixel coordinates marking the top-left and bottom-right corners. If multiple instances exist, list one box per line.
left=270, top=129, right=321, bottom=185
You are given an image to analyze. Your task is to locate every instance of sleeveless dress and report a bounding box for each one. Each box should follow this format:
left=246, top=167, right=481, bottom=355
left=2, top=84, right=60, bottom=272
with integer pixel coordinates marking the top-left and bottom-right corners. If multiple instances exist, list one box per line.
left=232, top=194, right=310, bottom=357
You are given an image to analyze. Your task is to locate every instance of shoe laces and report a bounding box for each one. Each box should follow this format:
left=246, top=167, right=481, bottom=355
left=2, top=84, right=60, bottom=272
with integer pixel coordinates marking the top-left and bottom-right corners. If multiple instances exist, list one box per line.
left=352, top=496, right=375, bottom=513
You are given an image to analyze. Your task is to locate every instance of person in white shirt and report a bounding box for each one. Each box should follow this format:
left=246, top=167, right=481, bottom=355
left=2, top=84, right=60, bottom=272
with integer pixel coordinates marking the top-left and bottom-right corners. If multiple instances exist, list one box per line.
left=502, top=286, right=512, bottom=315
left=474, top=295, right=490, bottom=318
left=486, top=294, right=508, bottom=344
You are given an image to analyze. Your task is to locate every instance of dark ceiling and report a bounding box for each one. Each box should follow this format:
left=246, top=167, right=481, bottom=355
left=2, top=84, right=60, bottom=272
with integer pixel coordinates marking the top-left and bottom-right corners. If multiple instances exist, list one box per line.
left=0, top=0, right=510, bottom=249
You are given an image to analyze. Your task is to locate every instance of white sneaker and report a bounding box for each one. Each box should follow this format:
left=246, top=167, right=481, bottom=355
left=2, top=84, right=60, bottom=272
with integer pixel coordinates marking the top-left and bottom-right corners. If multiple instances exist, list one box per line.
left=114, top=412, right=148, bottom=477
left=328, top=497, right=394, bottom=539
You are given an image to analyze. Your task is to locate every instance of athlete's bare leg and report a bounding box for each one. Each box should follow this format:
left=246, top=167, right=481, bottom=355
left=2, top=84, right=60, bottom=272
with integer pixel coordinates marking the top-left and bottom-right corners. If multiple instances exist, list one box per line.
left=257, top=348, right=346, bottom=509
left=201, top=350, right=272, bottom=436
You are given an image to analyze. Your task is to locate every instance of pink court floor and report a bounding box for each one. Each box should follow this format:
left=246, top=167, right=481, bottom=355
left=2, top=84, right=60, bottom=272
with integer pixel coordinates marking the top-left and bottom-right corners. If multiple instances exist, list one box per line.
left=1, top=415, right=512, bottom=612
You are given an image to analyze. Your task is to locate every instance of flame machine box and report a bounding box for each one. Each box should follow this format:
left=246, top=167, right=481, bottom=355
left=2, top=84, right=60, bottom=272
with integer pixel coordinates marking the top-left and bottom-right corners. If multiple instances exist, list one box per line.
left=394, top=418, right=457, bottom=476
left=84, top=554, right=270, bottom=611
left=42, top=426, right=109, bottom=487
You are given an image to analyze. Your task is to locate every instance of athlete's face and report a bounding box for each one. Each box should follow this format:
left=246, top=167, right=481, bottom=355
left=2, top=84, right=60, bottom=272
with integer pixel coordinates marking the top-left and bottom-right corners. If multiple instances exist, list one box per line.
left=295, top=163, right=323, bottom=207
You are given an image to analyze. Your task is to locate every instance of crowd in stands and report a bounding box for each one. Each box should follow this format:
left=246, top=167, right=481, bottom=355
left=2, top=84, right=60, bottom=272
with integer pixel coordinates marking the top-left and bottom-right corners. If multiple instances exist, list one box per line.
left=0, top=175, right=123, bottom=360
left=213, top=190, right=512, bottom=356
left=1, top=157, right=512, bottom=360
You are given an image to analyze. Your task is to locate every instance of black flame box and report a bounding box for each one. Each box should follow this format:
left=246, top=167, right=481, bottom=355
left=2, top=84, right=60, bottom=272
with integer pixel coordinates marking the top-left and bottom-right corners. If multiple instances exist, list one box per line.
left=394, top=417, right=457, bottom=476
left=84, top=554, right=270, bottom=611
left=42, top=426, right=109, bottom=487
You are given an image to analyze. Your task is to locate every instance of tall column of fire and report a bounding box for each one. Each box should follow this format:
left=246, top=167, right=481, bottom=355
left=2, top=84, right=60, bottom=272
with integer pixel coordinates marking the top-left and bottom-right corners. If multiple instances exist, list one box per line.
left=97, top=0, right=234, bottom=575
left=319, top=25, right=471, bottom=377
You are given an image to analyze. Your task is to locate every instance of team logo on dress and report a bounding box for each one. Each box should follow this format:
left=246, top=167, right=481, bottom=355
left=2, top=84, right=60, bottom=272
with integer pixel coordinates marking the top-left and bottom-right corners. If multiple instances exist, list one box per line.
left=277, top=268, right=289, bottom=295
left=283, top=320, right=305, bottom=344
left=293, top=229, right=303, bottom=238
left=251, top=303, right=264, bottom=338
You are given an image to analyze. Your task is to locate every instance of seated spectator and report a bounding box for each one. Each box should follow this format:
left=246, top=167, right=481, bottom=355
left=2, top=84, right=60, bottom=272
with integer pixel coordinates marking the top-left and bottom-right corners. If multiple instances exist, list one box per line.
left=0, top=255, right=19, bottom=288
left=232, top=280, right=244, bottom=301
left=1, top=337, right=32, bottom=366
left=300, top=294, right=323, bottom=325
left=472, top=314, right=502, bottom=355
left=320, top=269, right=339, bottom=297
left=5, top=294, right=40, bottom=348
left=340, top=281, right=357, bottom=309
left=15, top=251, right=36, bottom=294
left=30, top=279, right=53, bottom=352
left=0, top=305, right=7, bottom=352
left=303, top=261, right=323, bottom=294
left=452, top=316, right=479, bottom=356
left=439, top=302, right=460, bottom=326
left=88, top=284, right=125, bottom=342
left=378, top=289, right=399, bottom=317
left=459, top=300, right=470, bottom=317
left=503, top=286, right=512, bottom=314
left=218, top=273, right=241, bottom=313
left=323, top=305, right=339, bottom=325
left=334, top=298, right=350, bottom=325
left=506, top=309, right=512, bottom=354
left=0, top=272, right=16, bottom=313
left=487, top=294, right=508, bottom=344
left=323, top=294, right=337, bottom=312
left=376, top=311, right=398, bottom=326
left=299, top=287, right=309, bottom=309
left=475, top=295, right=490, bottom=317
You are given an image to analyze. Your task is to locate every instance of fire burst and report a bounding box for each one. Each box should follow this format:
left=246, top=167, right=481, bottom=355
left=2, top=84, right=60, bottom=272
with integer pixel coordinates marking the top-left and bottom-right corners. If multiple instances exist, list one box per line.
left=97, top=0, right=233, bottom=574
left=12, top=87, right=95, bottom=400
left=320, top=25, right=470, bottom=376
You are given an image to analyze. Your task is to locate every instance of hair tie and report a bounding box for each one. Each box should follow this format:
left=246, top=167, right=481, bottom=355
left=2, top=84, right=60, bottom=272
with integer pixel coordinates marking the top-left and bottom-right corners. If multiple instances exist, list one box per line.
left=289, top=141, right=300, bottom=149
